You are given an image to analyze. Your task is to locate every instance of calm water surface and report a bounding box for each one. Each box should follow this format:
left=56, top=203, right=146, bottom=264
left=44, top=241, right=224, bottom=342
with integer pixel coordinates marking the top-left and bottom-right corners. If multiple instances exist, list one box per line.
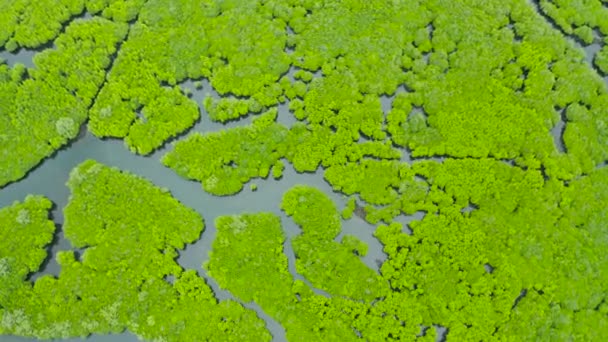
left=0, top=51, right=394, bottom=342
left=1, top=14, right=606, bottom=342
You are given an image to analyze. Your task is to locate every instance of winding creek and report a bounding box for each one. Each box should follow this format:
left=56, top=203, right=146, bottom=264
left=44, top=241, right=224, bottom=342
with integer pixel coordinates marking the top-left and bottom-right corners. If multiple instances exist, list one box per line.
left=0, top=58, right=394, bottom=342
left=1, top=10, right=607, bottom=342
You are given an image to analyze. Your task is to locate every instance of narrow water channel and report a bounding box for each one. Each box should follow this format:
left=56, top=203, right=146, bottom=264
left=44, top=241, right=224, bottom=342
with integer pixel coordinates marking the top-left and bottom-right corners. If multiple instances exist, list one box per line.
left=0, top=49, right=393, bottom=342
left=1, top=7, right=607, bottom=341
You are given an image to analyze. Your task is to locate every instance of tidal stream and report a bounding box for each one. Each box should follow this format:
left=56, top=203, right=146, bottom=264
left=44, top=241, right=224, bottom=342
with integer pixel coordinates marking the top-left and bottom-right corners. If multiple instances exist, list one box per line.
left=0, top=12, right=606, bottom=341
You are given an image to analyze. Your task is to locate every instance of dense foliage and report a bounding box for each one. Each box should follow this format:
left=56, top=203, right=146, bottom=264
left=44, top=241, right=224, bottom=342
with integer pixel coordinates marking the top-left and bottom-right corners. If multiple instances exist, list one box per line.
left=535, top=0, right=608, bottom=43
left=1, top=0, right=607, bottom=340
left=162, top=109, right=290, bottom=195
left=0, top=161, right=270, bottom=341
left=0, top=195, right=55, bottom=286
left=0, top=17, right=127, bottom=188
left=207, top=211, right=428, bottom=342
